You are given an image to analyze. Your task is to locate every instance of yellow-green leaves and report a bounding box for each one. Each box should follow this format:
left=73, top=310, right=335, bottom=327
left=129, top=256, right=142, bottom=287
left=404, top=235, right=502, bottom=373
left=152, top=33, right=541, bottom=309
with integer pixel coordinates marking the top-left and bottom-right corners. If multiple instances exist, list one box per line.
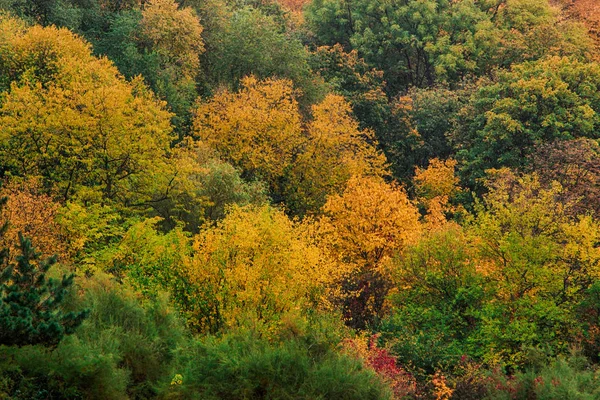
left=0, top=18, right=175, bottom=205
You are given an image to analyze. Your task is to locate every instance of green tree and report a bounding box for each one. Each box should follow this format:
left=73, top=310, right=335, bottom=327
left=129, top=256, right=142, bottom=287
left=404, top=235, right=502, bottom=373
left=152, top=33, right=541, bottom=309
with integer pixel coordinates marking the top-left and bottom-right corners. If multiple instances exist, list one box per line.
left=453, top=57, right=600, bottom=189
left=0, top=230, right=88, bottom=347
left=306, top=0, right=591, bottom=93
left=201, top=7, right=322, bottom=105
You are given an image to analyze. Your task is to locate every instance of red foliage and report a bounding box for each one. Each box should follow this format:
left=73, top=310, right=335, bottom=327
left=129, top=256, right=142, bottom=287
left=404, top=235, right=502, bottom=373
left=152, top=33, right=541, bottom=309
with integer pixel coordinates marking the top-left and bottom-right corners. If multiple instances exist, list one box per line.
left=344, top=335, right=417, bottom=399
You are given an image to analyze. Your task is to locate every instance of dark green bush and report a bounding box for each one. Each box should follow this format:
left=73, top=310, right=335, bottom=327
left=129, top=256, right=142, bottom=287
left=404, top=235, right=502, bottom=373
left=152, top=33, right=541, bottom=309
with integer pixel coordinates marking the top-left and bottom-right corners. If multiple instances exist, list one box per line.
left=168, top=324, right=391, bottom=400
left=0, top=273, right=187, bottom=399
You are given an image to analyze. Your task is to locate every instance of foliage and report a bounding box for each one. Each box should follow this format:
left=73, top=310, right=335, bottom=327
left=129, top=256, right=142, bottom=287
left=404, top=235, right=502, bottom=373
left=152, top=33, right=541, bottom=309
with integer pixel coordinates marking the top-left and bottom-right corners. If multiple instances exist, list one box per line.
left=414, top=158, right=462, bottom=225
left=0, top=272, right=187, bottom=399
left=382, top=224, right=485, bottom=374
left=528, top=138, right=600, bottom=218
left=306, top=0, right=591, bottom=92
left=452, top=57, right=600, bottom=188
left=319, top=175, right=421, bottom=328
left=283, top=94, right=389, bottom=216
left=200, top=6, right=321, bottom=104
left=194, top=77, right=387, bottom=216
left=169, top=325, right=392, bottom=400
left=468, top=170, right=600, bottom=366
left=193, top=76, right=303, bottom=190
left=486, top=354, right=600, bottom=400
left=186, top=204, right=344, bottom=332
left=0, top=231, right=88, bottom=348
left=0, top=177, right=69, bottom=262
left=0, top=17, right=175, bottom=205
left=343, top=335, right=417, bottom=399
left=309, top=44, right=389, bottom=135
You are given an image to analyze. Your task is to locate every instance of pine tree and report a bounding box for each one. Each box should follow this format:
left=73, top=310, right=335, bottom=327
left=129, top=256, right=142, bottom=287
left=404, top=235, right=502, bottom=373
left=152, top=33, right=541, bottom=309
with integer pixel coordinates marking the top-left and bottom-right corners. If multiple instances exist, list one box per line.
left=0, top=196, right=88, bottom=347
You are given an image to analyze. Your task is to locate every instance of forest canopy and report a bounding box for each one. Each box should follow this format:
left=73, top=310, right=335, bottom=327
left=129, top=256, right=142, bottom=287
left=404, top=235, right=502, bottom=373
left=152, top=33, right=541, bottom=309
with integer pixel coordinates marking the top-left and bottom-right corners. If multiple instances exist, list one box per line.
left=1, top=0, right=600, bottom=399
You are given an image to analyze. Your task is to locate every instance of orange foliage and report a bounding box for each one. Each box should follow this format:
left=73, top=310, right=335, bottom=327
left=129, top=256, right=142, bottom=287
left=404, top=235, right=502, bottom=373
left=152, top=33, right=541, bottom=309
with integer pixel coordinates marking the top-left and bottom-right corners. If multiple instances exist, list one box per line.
left=414, top=158, right=462, bottom=226
left=320, top=175, right=421, bottom=271
left=194, top=77, right=389, bottom=215
left=0, top=178, right=68, bottom=262
left=285, top=94, right=388, bottom=215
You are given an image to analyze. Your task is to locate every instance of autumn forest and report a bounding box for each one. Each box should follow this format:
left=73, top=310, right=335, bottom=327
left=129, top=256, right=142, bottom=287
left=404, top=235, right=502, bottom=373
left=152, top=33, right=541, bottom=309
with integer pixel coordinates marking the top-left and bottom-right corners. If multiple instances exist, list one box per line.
left=1, top=0, right=600, bottom=398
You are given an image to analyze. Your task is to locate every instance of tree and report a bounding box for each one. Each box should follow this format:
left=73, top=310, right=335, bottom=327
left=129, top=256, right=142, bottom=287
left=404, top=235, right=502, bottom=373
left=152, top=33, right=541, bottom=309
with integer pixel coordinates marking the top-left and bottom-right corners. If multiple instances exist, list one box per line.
left=528, top=138, right=600, bottom=218
left=0, top=231, right=88, bottom=347
left=452, top=56, right=600, bottom=189
left=139, top=0, right=204, bottom=133
left=318, top=175, right=421, bottom=328
left=0, top=17, right=175, bottom=206
left=200, top=6, right=321, bottom=104
left=383, top=223, right=486, bottom=373
left=0, top=177, right=68, bottom=262
left=468, top=170, right=600, bottom=365
left=414, top=158, right=462, bottom=226
left=306, top=0, right=591, bottom=93
left=194, top=78, right=388, bottom=216
left=309, top=44, right=389, bottom=135
left=283, top=94, right=388, bottom=216
left=193, top=76, right=303, bottom=192
left=185, top=205, right=343, bottom=332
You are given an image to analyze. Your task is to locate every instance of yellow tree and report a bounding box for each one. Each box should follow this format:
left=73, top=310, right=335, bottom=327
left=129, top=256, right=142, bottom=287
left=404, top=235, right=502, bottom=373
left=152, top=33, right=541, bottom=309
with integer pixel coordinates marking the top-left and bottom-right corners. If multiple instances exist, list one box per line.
left=283, top=94, right=389, bottom=216
left=193, top=76, right=303, bottom=190
left=414, top=158, right=462, bottom=227
left=0, top=17, right=175, bottom=205
left=185, top=204, right=343, bottom=332
left=319, top=175, right=422, bottom=328
left=193, top=78, right=389, bottom=216
left=141, top=0, right=204, bottom=80
left=469, top=169, right=600, bottom=364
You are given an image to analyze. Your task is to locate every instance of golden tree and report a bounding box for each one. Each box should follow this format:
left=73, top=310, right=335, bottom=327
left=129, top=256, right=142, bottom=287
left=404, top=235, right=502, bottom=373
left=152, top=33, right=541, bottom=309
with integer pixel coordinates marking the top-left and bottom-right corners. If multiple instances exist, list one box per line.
left=284, top=94, right=389, bottom=216
left=319, top=175, right=421, bottom=327
left=141, top=0, right=204, bottom=79
left=414, top=158, right=462, bottom=226
left=0, top=17, right=175, bottom=205
left=193, top=76, right=303, bottom=189
left=185, top=205, right=343, bottom=332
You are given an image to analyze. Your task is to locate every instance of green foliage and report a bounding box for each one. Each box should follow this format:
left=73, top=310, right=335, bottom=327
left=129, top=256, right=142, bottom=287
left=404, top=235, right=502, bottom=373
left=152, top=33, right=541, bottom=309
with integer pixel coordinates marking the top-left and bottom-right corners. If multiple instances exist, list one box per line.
left=453, top=57, right=600, bottom=188
left=201, top=6, right=323, bottom=105
left=486, top=354, right=600, bottom=400
left=169, top=323, right=391, bottom=400
left=0, top=232, right=88, bottom=348
left=306, top=0, right=589, bottom=93
left=382, top=225, right=485, bottom=374
left=0, top=273, right=188, bottom=399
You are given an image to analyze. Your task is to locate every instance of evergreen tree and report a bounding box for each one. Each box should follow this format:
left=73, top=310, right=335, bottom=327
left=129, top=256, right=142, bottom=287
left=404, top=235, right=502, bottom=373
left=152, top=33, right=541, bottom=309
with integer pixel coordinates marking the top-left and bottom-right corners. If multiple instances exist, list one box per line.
left=0, top=204, right=88, bottom=347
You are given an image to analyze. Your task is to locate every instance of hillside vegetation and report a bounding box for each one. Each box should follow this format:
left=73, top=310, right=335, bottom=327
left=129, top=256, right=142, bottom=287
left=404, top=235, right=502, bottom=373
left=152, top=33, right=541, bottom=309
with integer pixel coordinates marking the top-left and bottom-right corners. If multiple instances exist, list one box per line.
left=1, top=0, right=600, bottom=398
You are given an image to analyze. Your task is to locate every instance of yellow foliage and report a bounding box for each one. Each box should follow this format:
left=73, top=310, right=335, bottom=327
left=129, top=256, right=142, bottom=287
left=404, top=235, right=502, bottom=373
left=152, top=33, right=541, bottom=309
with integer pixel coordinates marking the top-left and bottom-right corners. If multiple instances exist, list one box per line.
left=185, top=205, right=343, bottom=331
left=193, top=77, right=389, bottom=216
left=414, top=158, right=462, bottom=226
left=319, top=175, right=422, bottom=272
left=285, top=94, right=389, bottom=215
left=141, top=0, right=204, bottom=79
left=472, top=170, right=600, bottom=302
left=0, top=19, right=175, bottom=204
left=193, top=76, right=303, bottom=187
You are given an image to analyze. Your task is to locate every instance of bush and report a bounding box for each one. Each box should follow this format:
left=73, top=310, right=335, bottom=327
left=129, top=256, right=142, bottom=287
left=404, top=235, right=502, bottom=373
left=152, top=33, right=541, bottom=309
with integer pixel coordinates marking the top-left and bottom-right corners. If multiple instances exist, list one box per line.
left=486, top=354, right=600, bottom=400
left=168, top=322, right=392, bottom=399
left=0, top=273, right=188, bottom=399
